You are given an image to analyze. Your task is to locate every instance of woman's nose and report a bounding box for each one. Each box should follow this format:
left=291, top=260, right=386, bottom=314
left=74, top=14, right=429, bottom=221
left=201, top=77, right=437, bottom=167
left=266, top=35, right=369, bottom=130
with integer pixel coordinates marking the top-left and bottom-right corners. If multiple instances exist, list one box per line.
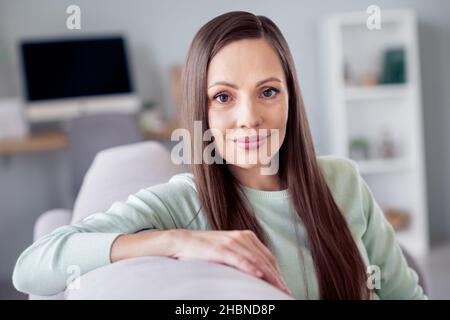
left=235, top=98, right=263, bottom=129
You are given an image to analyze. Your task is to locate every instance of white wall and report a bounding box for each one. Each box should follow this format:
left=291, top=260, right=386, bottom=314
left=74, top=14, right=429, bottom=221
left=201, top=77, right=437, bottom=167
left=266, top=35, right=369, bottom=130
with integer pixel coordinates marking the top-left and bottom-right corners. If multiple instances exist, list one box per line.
left=0, top=0, right=449, bottom=280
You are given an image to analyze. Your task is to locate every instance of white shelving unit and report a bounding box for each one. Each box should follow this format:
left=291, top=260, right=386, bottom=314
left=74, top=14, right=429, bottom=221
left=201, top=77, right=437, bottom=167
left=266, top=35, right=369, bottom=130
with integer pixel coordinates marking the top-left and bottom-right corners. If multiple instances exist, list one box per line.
left=320, top=9, right=429, bottom=259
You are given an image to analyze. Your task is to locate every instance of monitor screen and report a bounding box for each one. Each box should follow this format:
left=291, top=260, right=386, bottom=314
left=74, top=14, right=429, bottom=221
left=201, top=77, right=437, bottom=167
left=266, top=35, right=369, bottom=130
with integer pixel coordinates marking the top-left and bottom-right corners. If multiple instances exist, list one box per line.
left=20, top=36, right=133, bottom=101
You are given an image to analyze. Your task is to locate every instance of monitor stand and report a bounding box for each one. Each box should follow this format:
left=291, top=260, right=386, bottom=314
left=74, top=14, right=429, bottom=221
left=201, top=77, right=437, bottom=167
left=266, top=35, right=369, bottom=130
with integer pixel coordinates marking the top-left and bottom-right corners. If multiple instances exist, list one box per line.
left=26, top=94, right=141, bottom=123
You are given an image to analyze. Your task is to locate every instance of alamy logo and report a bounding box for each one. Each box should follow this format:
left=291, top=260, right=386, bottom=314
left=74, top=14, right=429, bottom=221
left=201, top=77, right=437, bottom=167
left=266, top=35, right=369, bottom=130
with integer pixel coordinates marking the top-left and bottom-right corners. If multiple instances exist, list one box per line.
left=170, top=122, right=280, bottom=175
left=66, top=5, right=81, bottom=30
left=66, top=265, right=81, bottom=290
left=367, top=265, right=381, bottom=290
left=366, top=5, right=381, bottom=30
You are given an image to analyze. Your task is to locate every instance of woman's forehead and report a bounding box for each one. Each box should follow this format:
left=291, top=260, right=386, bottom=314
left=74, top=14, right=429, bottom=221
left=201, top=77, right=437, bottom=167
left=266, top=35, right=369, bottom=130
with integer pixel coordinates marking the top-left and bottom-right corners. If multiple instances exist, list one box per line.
left=207, top=39, right=286, bottom=87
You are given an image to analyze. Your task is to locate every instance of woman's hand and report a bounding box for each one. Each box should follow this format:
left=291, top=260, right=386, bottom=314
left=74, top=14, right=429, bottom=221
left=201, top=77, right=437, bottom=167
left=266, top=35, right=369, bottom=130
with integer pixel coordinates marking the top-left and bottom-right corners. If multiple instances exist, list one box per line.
left=169, top=229, right=291, bottom=295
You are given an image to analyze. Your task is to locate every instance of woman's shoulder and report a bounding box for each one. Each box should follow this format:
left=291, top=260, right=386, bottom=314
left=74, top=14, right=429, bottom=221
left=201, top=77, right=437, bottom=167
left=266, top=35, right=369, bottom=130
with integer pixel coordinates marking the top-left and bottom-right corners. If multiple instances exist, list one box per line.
left=144, top=172, right=196, bottom=195
left=316, top=155, right=366, bottom=231
left=316, top=155, right=362, bottom=197
left=168, top=172, right=197, bottom=191
left=142, top=171, right=205, bottom=229
left=316, top=155, right=360, bottom=181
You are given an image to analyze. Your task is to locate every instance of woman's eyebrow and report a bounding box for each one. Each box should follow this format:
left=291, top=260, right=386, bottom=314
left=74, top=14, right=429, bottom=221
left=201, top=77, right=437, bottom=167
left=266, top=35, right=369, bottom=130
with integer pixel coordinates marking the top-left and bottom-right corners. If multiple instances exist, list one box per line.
left=207, top=77, right=281, bottom=89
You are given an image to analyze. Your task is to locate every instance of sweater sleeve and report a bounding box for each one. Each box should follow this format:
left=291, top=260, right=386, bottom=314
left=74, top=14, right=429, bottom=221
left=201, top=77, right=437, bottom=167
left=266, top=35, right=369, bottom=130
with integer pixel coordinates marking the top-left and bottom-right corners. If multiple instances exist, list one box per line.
left=358, top=172, right=428, bottom=300
left=12, top=187, right=178, bottom=296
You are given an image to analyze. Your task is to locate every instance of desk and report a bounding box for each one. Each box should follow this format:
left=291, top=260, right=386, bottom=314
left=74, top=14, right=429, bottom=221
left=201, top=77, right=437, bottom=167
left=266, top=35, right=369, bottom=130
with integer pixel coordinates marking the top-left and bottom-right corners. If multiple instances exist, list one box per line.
left=0, top=132, right=68, bottom=156
left=0, top=127, right=174, bottom=156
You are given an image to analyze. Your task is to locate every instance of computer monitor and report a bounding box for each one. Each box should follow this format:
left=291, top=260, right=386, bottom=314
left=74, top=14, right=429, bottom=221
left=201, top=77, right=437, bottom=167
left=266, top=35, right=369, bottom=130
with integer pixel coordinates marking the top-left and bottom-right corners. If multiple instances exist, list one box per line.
left=20, top=35, right=140, bottom=122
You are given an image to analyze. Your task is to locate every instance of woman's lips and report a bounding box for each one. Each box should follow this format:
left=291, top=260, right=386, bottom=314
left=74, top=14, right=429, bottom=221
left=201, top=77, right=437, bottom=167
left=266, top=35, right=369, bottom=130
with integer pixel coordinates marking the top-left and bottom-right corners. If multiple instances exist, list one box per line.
left=232, top=135, right=269, bottom=150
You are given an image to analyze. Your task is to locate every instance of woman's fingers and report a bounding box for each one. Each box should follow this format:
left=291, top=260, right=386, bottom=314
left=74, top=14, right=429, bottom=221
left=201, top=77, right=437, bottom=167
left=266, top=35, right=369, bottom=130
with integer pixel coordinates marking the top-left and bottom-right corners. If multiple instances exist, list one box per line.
left=209, top=240, right=286, bottom=293
left=224, top=247, right=289, bottom=294
left=227, top=232, right=290, bottom=294
left=172, top=230, right=291, bottom=295
left=241, top=232, right=291, bottom=293
left=209, top=246, right=263, bottom=278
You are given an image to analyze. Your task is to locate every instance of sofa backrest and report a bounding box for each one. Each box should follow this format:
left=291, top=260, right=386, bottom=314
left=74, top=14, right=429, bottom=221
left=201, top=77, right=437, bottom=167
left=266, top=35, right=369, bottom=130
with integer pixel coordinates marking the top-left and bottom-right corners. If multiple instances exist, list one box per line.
left=72, top=141, right=187, bottom=223
left=65, top=113, right=144, bottom=196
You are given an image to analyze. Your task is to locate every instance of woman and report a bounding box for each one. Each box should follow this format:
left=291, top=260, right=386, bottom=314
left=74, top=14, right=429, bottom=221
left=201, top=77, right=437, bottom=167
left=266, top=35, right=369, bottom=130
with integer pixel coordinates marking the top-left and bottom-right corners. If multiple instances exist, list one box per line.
left=13, top=11, right=426, bottom=300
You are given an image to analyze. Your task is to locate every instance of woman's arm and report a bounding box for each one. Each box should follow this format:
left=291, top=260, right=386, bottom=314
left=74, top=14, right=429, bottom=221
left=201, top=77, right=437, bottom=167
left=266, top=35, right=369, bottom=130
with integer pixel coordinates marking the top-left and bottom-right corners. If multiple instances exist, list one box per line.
left=358, top=174, right=427, bottom=299
left=110, top=228, right=291, bottom=295
left=13, top=184, right=290, bottom=297
left=110, top=230, right=176, bottom=262
left=12, top=188, right=178, bottom=296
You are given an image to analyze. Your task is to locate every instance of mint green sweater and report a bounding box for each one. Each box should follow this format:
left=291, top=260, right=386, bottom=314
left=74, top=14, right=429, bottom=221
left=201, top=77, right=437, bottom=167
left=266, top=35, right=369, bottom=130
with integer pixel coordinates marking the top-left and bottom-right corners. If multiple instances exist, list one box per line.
left=12, top=156, right=426, bottom=299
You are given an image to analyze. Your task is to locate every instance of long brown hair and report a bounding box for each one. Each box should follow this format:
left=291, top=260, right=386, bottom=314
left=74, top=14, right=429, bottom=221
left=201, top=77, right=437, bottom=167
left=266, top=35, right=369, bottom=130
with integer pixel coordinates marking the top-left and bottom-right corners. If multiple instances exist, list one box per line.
left=181, top=11, right=370, bottom=300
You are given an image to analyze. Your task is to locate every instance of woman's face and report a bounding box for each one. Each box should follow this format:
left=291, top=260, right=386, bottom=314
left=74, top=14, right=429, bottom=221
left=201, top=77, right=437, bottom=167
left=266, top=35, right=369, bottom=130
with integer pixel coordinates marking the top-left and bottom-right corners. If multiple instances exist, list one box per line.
left=207, top=38, right=289, bottom=170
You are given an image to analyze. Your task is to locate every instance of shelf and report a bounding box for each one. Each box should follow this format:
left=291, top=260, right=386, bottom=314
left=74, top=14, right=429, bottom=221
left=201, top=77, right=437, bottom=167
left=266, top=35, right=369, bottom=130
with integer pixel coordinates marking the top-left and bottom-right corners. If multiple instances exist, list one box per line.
left=345, top=84, right=410, bottom=101
left=354, top=157, right=411, bottom=175
left=330, top=9, right=415, bottom=28
left=384, top=208, right=410, bottom=232
left=322, top=9, right=428, bottom=258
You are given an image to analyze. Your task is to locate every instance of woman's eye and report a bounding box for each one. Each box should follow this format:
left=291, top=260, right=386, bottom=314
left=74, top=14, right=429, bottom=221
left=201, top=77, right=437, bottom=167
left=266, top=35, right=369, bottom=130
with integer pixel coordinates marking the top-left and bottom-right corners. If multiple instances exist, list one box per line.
left=261, top=87, right=279, bottom=99
left=214, top=93, right=231, bottom=103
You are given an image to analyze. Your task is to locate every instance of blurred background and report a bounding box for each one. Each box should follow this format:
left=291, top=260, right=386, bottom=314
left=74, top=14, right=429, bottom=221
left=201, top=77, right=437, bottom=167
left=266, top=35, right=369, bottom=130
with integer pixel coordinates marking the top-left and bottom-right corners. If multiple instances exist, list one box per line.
left=0, top=0, right=449, bottom=299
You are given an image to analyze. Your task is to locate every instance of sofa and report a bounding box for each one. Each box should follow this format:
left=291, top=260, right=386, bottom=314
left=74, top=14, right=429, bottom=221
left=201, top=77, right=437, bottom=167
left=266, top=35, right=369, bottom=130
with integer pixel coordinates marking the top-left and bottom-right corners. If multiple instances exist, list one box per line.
left=29, top=140, right=427, bottom=299
left=30, top=141, right=294, bottom=300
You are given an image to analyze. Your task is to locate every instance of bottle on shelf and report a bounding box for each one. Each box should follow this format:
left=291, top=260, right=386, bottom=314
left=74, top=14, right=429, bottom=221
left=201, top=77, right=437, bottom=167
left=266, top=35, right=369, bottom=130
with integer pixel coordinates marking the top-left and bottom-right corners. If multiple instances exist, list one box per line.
left=379, top=127, right=396, bottom=159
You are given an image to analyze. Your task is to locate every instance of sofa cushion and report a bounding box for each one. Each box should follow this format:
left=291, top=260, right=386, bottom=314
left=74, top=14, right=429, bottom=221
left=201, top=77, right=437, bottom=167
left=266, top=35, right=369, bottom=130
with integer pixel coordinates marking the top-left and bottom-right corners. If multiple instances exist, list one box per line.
left=64, top=256, right=293, bottom=300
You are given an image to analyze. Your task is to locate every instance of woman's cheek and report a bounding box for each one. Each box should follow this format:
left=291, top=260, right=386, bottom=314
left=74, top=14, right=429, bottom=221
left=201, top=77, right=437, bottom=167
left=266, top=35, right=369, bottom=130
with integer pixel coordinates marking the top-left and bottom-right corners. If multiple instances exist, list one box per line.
left=208, top=112, right=229, bottom=159
left=266, top=102, right=288, bottom=129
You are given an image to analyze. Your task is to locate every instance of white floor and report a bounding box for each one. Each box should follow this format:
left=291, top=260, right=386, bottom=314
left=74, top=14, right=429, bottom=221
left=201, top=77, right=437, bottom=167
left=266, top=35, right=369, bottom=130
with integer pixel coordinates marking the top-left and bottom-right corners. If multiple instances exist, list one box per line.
left=420, top=243, right=450, bottom=299
left=0, top=278, right=25, bottom=300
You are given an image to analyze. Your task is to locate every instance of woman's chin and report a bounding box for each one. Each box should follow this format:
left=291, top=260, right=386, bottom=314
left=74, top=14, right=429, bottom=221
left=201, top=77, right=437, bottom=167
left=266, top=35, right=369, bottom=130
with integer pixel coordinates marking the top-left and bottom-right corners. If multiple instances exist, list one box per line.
left=226, top=160, right=273, bottom=170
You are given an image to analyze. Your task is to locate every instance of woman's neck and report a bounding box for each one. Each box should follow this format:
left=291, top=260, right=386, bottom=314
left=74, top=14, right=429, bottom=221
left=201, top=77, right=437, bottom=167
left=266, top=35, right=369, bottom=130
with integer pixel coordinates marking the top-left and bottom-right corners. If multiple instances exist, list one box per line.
left=228, top=164, right=282, bottom=191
